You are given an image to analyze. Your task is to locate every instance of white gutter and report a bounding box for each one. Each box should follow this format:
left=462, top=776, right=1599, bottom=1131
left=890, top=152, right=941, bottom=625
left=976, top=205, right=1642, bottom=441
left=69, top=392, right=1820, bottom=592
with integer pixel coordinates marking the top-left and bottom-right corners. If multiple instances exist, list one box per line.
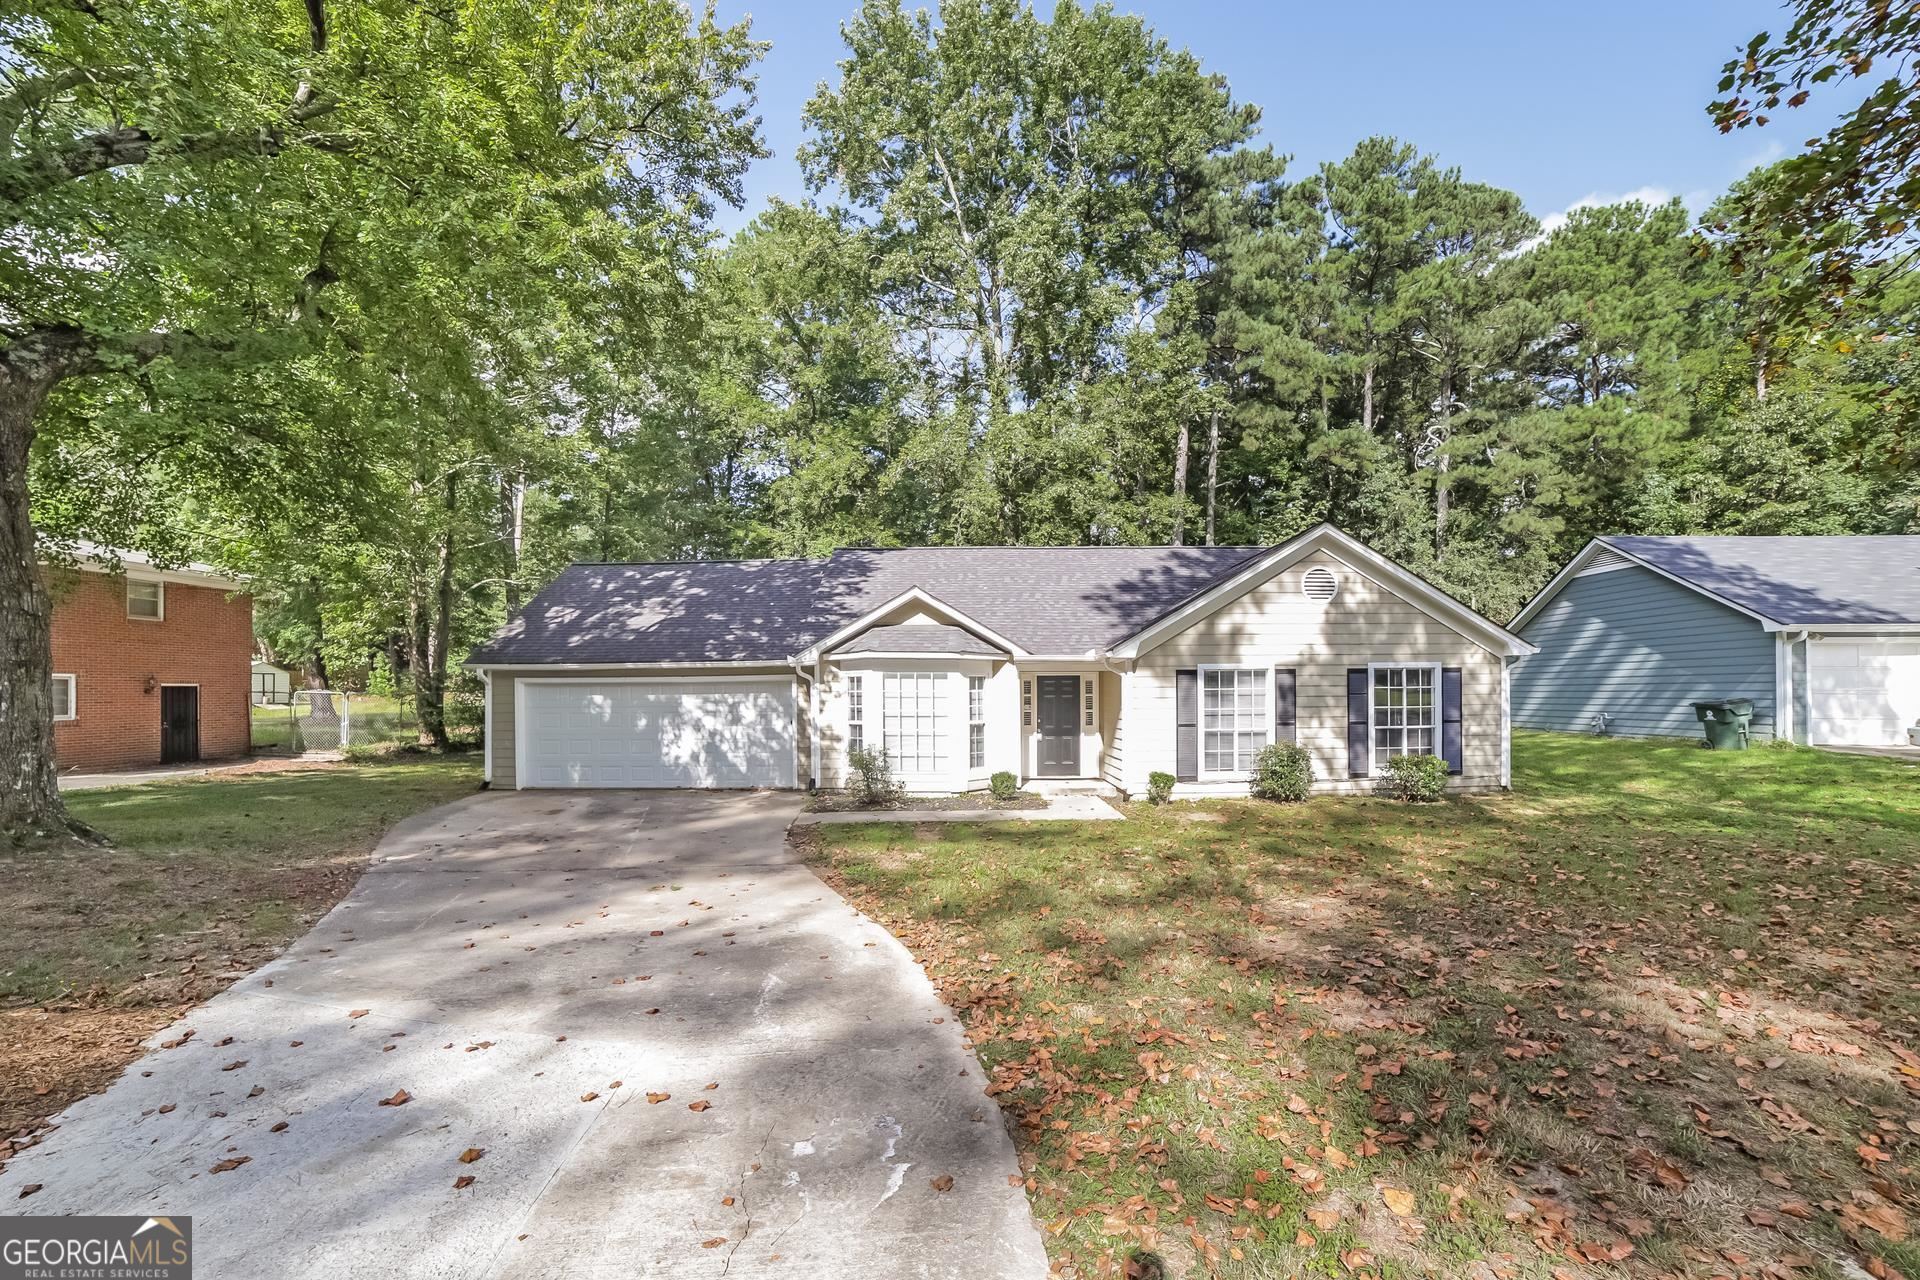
left=792, top=654, right=820, bottom=789
left=480, top=669, right=492, bottom=785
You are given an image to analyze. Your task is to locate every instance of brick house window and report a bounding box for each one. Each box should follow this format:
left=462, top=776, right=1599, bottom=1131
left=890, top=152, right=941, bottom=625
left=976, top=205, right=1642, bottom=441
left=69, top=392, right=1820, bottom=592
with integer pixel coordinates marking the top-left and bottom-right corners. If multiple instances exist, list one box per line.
left=127, top=579, right=164, bottom=620
left=51, top=674, right=76, bottom=721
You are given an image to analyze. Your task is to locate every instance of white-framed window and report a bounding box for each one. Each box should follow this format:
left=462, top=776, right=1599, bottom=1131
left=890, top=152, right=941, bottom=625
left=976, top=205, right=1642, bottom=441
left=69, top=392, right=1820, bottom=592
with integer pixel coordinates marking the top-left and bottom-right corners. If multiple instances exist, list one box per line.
left=846, top=674, right=864, bottom=757
left=1083, top=677, right=1094, bottom=728
left=882, top=672, right=943, bottom=772
left=1021, top=678, right=1033, bottom=727
left=1371, top=664, right=1438, bottom=766
left=127, top=579, right=164, bottom=620
left=51, top=673, right=77, bottom=721
left=1201, top=666, right=1268, bottom=775
left=968, top=676, right=986, bottom=769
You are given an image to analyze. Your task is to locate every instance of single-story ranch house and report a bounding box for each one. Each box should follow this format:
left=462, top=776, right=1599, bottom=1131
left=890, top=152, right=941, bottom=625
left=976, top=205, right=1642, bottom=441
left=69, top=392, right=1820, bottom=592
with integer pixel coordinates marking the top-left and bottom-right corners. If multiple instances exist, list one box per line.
left=468, top=524, right=1535, bottom=797
left=1510, top=535, right=1920, bottom=747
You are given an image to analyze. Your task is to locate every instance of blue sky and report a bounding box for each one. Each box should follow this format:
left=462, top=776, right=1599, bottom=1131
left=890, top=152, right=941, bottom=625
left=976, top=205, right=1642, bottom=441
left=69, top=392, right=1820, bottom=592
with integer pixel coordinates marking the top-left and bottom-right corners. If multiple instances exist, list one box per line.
left=707, top=0, right=1824, bottom=233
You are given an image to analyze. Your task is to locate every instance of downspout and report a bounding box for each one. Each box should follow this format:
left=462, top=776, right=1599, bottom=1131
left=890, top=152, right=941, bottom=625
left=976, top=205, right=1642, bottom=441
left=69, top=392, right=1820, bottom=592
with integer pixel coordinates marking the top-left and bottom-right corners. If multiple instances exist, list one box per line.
left=1789, top=630, right=1809, bottom=745
left=792, top=653, right=819, bottom=791
left=480, top=668, right=492, bottom=788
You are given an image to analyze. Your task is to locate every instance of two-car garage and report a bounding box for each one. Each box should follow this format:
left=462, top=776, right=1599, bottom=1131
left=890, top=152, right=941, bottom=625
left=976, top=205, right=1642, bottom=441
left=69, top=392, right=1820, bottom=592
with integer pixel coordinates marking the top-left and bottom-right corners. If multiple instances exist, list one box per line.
left=506, top=676, right=798, bottom=789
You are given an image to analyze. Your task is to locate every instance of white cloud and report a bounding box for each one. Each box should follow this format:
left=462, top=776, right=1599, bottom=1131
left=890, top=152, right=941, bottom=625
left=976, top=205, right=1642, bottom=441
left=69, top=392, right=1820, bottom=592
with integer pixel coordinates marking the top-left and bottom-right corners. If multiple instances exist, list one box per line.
left=1537, top=186, right=1680, bottom=237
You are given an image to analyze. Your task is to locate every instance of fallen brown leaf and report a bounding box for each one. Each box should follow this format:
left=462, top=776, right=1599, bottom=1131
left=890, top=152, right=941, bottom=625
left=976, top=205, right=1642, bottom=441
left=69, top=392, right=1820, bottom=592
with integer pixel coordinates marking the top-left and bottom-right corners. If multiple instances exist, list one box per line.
left=458, top=1148, right=485, bottom=1164
left=378, top=1089, right=411, bottom=1108
left=453, top=1175, right=475, bottom=1190
left=931, top=1174, right=955, bottom=1192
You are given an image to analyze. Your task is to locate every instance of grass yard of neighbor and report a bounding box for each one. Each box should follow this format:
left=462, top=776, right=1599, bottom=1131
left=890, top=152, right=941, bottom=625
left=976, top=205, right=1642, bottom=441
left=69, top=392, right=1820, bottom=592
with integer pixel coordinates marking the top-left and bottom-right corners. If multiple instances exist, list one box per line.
left=807, top=732, right=1920, bottom=1280
left=0, top=756, right=479, bottom=1157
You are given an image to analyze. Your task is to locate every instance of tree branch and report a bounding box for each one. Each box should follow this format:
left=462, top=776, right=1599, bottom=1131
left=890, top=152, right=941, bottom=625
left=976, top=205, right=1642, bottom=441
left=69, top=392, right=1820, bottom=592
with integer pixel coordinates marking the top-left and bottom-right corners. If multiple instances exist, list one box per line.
left=0, top=98, right=348, bottom=206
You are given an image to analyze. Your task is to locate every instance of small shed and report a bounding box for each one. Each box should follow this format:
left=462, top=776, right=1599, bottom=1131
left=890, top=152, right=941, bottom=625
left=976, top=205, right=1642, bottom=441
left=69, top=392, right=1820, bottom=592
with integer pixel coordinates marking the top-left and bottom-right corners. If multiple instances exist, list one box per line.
left=251, top=660, right=293, bottom=706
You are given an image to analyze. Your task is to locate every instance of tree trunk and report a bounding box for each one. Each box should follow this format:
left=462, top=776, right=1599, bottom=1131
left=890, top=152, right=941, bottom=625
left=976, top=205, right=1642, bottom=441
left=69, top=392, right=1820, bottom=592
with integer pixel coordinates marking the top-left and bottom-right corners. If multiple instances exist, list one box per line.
left=0, top=376, right=71, bottom=837
left=1362, top=360, right=1375, bottom=433
left=1204, top=410, right=1220, bottom=547
left=1171, top=417, right=1190, bottom=545
left=1433, top=371, right=1453, bottom=560
left=415, top=471, right=457, bottom=750
left=500, top=471, right=524, bottom=615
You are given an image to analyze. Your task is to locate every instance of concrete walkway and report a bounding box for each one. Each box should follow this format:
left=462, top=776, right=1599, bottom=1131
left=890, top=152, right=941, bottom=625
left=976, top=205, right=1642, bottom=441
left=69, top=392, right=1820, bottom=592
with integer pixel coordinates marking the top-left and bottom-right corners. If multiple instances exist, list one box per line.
left=58, top=759, right=261, bottom=790
left=794, top=793, right=1124, bottom=825
left=0, top=791, right=1048, bottom=1280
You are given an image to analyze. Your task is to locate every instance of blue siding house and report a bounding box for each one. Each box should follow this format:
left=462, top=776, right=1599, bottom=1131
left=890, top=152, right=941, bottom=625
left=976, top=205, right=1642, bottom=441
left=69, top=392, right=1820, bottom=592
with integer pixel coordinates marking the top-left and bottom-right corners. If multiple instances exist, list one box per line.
left=1511, top=536, right=1920, bottom=748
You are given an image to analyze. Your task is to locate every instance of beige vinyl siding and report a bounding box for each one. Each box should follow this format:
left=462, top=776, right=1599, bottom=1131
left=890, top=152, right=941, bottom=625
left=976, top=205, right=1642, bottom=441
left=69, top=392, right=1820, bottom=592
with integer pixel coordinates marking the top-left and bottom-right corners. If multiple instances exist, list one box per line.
left=1099, top=669, right=1123, bottom=787
left=486, top=667, right=798, bottom=790
left=1126, top=550, right=1505, bottom=794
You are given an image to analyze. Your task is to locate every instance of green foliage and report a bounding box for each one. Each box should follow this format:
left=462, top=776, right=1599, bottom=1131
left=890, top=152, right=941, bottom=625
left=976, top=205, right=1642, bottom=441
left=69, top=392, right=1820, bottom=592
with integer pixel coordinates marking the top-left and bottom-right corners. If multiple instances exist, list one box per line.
left=1250, top=742, right=1313, bottom=802
left=847, top=746, right=903, bottom=808
left=989, top=771, right=1020, bottom=802
left=1708, top=0, right=1920, bottom=309
left=365, top=655, right=397, bottom=700
left=1382, top=753, right=1450, bottom=803
left=1146, top=772, right=1176, bottom=805
left=9, top=0, right=1918, bottom=827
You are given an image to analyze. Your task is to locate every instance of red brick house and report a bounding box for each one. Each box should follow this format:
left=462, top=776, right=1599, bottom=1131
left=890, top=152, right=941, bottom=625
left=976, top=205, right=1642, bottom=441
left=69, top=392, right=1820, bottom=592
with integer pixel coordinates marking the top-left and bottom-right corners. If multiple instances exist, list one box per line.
left=47, top=545, right=253, bottom=773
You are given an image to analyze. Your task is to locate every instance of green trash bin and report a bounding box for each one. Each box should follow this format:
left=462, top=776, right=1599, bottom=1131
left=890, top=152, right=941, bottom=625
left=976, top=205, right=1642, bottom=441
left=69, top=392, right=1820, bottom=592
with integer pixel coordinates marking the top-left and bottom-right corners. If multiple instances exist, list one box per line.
left=1692, top=698, right=1754, bottom=749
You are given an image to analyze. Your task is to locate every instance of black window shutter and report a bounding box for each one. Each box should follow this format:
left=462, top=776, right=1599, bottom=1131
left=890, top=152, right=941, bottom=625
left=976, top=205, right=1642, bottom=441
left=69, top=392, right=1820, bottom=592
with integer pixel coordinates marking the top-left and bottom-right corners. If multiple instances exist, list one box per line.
left=1346, top=668, right=1370, bottom=777
left=1175, top=669, right=1199, bottom=782
left=1274, top=669, right=1296, bottom=744
left=1441, top=667, right=1464, bottom=775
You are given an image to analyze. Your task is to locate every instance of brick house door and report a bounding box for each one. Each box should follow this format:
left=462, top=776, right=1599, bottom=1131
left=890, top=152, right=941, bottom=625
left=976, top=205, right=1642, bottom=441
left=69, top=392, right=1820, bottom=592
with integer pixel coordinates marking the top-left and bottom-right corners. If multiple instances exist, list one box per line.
left=161, top=686, right=201, bottom=764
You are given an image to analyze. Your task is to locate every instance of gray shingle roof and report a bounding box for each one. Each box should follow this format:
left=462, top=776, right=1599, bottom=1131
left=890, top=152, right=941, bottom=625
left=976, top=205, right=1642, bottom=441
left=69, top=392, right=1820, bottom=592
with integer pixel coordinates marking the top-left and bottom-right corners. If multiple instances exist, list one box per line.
left=814, top=545, right=1265, bottom=654
left=834, top=623, right=1006, bottom=656
left=1602, top=535, right=1920, bottom=625
left=466, top=559, right=825, bottom=665
left=467, top=544, right=1266, bottom=665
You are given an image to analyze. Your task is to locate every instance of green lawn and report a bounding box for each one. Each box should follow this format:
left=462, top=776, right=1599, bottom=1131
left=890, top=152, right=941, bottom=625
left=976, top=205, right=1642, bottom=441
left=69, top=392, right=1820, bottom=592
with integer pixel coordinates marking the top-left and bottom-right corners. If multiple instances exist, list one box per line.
left=1, top=756, right=478, bottom=1146
left=806, top=733, right=1920, bottom=1280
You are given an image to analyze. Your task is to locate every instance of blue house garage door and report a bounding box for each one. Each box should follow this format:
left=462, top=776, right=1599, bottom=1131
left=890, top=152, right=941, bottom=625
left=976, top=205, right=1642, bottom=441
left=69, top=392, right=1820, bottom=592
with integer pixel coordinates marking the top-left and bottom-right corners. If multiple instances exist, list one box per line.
left=519, top=679, right=796, bottom=788
left=1809, top=639, right=1920, bottom=747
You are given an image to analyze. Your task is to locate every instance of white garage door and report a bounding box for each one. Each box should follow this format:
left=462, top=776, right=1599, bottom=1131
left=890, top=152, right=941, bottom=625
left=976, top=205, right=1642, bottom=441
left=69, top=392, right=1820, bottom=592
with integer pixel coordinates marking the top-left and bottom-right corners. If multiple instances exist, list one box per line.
left=518, top=679, right=796, bottom=789
left=1809, top=638, right=1920, bottom=746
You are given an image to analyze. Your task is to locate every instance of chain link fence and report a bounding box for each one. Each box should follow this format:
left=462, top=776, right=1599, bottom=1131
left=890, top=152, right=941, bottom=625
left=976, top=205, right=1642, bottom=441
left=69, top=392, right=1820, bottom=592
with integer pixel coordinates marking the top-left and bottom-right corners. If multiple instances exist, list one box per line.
left=252, top=691, right=421, bottom=756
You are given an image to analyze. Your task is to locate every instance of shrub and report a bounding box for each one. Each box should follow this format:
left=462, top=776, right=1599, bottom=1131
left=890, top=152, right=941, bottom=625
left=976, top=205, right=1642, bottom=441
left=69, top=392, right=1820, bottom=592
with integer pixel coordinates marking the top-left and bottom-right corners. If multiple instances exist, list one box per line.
left=1250, top=742, right=1313, bottom=802
left=1382, top=752, right=1449, bottom=802
left=989, top=771, right=1019, bottom=801
left=847, top=745, right=903, bottom=807
left=1146, top=771, right=1175, bottom=805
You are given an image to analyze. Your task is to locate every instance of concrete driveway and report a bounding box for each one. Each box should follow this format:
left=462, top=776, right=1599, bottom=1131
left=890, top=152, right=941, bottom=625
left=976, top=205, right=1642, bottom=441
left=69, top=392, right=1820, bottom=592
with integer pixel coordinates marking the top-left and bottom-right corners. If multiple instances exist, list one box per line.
left=0, top=791, right=1048, bottom=1280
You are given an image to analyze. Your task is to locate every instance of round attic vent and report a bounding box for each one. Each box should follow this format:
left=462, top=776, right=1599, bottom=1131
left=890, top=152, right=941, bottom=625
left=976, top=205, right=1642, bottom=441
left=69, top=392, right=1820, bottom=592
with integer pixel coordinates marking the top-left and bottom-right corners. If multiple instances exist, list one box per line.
left=1301, top=566, right=1339, bottom=603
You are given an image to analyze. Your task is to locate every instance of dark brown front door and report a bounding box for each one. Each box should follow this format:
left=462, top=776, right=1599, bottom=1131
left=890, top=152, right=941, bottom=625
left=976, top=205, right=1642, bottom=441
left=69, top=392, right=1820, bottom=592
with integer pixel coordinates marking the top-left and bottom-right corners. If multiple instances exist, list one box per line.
left=161, top=686, right=200, bottom=764
left=1035, top=675, right=1080, bottom=777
